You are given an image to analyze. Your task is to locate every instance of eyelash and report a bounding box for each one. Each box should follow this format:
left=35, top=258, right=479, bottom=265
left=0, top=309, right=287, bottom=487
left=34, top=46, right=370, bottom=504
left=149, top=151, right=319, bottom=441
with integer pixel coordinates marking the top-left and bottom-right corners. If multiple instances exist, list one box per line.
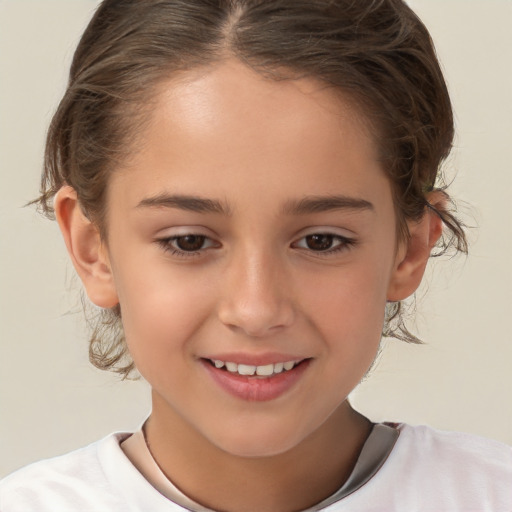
left=156, top=235, right=216, bottom=258
left=292, top=234, right=356, bottom=256
left=155, top=233, right=356, bottom=258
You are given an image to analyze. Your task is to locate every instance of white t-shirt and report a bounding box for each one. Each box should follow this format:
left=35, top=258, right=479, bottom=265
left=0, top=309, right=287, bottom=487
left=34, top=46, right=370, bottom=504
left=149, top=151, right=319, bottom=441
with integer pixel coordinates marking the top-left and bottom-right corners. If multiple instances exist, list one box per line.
left=1, top=423, right=511, bottom=511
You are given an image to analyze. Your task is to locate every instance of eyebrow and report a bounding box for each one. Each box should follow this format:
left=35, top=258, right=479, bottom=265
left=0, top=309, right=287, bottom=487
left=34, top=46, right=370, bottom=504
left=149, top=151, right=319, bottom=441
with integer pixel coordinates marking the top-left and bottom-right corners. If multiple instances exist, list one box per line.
left=137, top=194, right=231, bottom=215
left=282, top=195, right=375, bottom=215
left=136, top=193, right=374, bottom=216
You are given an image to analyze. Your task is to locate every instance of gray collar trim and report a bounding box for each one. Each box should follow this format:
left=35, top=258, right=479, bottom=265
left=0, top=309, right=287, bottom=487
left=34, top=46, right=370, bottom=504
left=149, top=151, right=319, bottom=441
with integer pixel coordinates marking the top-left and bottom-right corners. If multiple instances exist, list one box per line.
left=307, top=423, right=400, bottom=510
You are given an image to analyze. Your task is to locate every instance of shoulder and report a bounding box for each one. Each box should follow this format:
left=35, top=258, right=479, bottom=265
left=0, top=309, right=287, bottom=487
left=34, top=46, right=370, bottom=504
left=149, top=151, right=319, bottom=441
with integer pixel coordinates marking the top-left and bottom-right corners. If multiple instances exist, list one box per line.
left=0, top=433, right=127, bottom=512
left=0, top=432, right=184, bottom=512
left=381, top=424, right=512, bottom=509
left=331, top=423, right=512, bottom=511
left=329, top=423, right=512, bottom=512
left=395, top=423, right=512, bottom=471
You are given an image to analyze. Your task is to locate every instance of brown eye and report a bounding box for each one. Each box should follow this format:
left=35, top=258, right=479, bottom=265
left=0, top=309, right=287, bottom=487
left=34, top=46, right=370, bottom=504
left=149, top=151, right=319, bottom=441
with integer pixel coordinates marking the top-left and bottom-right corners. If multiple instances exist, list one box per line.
left=305, top=234, right=336, bottom=251
left=175, top=235, right=207, bottom=251
left=293, top=233, right=354, bottom=255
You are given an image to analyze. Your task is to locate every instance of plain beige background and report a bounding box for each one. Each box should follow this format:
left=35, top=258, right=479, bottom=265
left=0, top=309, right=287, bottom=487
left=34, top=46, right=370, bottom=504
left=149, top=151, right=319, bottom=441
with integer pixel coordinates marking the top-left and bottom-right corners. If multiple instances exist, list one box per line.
left=0, top=0, right=511, bottom=478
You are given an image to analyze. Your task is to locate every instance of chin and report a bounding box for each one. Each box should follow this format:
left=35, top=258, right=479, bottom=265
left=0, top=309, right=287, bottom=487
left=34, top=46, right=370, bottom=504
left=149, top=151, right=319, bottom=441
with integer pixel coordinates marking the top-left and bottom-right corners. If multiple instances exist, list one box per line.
left=206, top=419, right=313, bottom=459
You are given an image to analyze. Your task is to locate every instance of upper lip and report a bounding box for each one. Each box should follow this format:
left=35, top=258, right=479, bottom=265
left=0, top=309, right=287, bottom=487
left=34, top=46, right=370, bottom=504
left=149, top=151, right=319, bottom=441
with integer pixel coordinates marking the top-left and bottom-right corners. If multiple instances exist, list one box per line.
left=200, top=353, right=308, bottom=366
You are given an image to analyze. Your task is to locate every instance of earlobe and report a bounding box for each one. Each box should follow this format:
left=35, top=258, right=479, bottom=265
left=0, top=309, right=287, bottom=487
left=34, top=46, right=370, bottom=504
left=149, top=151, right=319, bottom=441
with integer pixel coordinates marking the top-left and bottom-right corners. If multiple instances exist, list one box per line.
left=54, top=186, right=119, bottom=309
left=387, top=194, right=444, bottom=302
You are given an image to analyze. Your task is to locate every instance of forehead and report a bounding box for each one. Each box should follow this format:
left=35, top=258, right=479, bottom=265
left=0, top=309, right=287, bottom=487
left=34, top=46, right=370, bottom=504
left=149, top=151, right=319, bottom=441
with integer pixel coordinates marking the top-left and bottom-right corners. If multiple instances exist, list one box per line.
left=149, top=60, right=376, bottom=157
left=111, top=59, right=388, bottom=212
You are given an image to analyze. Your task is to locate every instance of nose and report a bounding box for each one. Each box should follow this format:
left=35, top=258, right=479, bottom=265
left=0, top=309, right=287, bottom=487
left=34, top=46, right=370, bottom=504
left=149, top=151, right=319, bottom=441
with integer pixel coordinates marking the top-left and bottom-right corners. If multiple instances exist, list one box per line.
left=217, top=249, right=296, bottom=337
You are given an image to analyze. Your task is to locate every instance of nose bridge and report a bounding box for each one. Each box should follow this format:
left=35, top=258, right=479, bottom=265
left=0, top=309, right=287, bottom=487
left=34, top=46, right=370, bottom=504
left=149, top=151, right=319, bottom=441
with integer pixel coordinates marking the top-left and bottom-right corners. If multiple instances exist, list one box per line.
left=218, top=243, right=295, bottom=336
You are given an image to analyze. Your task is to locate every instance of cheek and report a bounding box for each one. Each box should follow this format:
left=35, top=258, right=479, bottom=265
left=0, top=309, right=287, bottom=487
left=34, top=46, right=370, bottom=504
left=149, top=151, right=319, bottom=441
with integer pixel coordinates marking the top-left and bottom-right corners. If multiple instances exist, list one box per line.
left=111, top=259, right=215, bottom=366
left=309, top=274, right=387, bottom=393
left=300, top=256, right=391, bottom=351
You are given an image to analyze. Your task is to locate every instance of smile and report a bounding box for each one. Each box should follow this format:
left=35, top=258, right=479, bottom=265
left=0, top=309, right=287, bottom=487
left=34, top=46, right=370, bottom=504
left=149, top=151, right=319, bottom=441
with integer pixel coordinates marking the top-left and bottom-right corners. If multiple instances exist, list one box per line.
left=202, top=357, right=311, bottom=401
left=208, top=359, right=301, bottom=377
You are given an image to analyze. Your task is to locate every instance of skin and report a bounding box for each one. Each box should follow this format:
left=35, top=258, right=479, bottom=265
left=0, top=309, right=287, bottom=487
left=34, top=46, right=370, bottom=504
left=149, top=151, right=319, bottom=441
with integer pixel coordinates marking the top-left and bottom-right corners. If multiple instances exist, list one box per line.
left=56, top=60, right=442, bottom=511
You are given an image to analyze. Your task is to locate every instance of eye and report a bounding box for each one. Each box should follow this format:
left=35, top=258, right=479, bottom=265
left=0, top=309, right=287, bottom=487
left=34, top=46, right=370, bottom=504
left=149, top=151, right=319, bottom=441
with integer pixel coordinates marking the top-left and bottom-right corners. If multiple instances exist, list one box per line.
left=304, top=234, right=337, bottom=251
left=156, top=233, right=218, bottom=256
left=173, top=235, right=208, bottom=251
left=293, top=233, right=354, bottom=253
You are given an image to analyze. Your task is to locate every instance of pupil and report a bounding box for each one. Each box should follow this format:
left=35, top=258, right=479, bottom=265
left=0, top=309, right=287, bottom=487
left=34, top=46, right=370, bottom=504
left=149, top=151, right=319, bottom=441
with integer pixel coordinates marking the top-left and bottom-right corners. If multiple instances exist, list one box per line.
left=306, top=234, right=333, bottom=251
left=177, top=235, right=205, bottom=251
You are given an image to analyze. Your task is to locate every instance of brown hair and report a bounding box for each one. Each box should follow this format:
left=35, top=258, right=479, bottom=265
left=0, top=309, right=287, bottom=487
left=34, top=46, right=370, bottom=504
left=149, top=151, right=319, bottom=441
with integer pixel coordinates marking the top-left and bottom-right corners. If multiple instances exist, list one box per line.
left=37, top=0, right=467, bottom=377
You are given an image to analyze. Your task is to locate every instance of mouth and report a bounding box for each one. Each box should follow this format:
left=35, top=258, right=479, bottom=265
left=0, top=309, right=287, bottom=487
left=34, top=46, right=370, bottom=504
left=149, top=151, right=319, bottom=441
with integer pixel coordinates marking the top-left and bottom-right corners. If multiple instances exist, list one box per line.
left=205, top=358, right=304, bottom=378
left=201, top=357, right=311, bottom=401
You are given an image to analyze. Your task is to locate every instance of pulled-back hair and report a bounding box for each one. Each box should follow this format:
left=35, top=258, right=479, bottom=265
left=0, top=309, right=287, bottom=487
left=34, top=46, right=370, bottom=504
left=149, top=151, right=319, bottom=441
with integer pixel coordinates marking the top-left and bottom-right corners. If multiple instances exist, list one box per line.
left=37, top=0, right=467, bottom=377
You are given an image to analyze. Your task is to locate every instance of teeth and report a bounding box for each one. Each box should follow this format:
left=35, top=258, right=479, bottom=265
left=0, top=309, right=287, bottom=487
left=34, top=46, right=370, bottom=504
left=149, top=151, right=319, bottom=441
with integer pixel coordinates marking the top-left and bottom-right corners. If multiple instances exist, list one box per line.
left=211, top=359, right=299, bottom=376
left=238, top=364, right=256, bottom=376
left=256, top=364, right=274, bottom=376
left=225, top=362, right=238, bottom=373
left=273, top=362, right=284, bottom=374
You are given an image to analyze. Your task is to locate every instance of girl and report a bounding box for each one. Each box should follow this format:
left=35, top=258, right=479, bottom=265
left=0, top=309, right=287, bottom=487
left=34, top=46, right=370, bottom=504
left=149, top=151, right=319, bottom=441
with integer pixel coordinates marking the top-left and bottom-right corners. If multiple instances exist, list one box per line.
left=1, top=0, right=511, bottom=510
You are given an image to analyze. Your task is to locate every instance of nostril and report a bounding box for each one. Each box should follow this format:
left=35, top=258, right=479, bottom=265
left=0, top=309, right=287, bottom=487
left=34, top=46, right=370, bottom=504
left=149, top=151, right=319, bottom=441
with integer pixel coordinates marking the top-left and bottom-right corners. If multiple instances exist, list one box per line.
left=216, top=262, right=296, bottom=335
left=218, top=299, right=295, bottom=337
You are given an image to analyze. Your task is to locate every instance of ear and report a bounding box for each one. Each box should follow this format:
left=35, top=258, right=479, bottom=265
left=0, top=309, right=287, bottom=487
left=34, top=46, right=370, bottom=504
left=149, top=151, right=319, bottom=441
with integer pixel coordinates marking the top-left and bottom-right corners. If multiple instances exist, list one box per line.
left=387, top=193, right=444, bottom=301
left=54, top=186, right=119, bottom=308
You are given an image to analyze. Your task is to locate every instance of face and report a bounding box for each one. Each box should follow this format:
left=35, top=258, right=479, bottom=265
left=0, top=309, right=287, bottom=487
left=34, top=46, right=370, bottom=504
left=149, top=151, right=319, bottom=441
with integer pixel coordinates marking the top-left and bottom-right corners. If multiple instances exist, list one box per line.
left=102, top=60, right=405, bottom=457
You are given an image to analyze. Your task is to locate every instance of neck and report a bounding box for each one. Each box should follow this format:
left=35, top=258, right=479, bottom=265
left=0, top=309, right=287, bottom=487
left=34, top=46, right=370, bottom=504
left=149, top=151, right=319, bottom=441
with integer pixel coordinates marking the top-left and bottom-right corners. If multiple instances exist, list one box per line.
left=144, top=394, right=372, bottom=512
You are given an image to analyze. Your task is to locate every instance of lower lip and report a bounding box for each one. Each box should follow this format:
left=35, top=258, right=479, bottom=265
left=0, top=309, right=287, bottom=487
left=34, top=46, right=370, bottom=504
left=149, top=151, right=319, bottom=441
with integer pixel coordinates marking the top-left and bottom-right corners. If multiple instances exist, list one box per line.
left=202, top=360, right=310, bottom=402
